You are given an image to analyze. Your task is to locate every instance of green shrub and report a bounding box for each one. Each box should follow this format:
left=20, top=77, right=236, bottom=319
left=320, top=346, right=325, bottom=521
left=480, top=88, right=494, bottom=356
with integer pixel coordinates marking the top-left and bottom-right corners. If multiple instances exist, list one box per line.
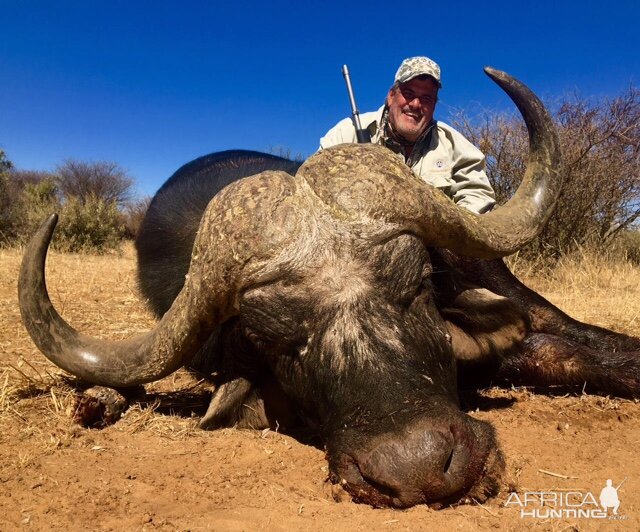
left=19, top=179, right=61, bottom=239
left=1, top=154, right=130, bottom=252
left=0, top=152, right=17, bottom=243
left=13, top=182, right=124, bottom=253
left=54, top=194, right=125, bottom=253
left=0, top=173, right=15, bottom=243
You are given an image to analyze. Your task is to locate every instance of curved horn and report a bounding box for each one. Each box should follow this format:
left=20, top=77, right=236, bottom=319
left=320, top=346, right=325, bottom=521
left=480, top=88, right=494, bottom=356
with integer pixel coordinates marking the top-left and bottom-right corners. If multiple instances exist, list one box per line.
left=299, top=68, right=561, bottom=259
left=19, top=171, right=298, bottom=387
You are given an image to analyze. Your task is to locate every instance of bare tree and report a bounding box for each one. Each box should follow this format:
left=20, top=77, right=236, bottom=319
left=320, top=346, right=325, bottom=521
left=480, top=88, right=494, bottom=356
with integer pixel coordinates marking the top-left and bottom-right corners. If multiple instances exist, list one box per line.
left=10, top=169, right=55, bottom=187
left=122, top=196, right=151, bottom=238
left=56, top=160, right=134, bottom=207
left=452, top=85, right=640, bottom=258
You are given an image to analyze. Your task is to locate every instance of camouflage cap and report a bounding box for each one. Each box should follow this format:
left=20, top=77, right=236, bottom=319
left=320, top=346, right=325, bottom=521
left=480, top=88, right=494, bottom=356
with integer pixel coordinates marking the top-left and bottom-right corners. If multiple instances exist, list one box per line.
left=394, top=56, right=441, bottom=87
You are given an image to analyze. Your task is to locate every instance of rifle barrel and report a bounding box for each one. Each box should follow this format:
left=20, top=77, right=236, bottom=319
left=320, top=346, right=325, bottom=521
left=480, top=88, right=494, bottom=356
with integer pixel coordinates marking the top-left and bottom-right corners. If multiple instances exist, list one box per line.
left=615, top=477, right=627, bottom=490
left=342, top=65, right=370, bottom=143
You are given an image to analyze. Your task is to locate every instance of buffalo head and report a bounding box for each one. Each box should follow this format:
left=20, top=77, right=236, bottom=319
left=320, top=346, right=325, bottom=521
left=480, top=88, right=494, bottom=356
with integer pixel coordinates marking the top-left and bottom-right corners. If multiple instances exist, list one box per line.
left=19, top=68, right=560, bottom=508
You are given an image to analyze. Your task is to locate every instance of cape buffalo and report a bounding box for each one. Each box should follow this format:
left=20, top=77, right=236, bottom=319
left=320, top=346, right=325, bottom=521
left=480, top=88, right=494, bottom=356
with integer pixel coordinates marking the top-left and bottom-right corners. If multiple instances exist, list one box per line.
left=19, top=68, right=640, bottom=509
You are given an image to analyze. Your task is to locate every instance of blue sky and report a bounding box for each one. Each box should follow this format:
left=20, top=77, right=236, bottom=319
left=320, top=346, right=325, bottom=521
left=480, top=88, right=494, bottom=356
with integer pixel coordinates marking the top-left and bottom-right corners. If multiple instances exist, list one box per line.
left=2, top=1, right=638, bottom=197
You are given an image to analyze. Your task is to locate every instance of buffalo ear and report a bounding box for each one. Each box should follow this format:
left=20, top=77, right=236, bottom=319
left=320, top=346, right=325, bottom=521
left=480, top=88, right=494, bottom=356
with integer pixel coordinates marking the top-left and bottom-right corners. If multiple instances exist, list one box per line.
left=198, top=374, right=299, bottom=431
left=441, top=288, right=529, bottom=362
left=199, top=377, right=269, bottom=430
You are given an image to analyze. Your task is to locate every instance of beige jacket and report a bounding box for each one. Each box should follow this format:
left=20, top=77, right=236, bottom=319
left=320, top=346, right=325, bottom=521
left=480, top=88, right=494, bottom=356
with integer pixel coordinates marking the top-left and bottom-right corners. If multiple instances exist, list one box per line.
left=319, top=106, right=495, bottom=214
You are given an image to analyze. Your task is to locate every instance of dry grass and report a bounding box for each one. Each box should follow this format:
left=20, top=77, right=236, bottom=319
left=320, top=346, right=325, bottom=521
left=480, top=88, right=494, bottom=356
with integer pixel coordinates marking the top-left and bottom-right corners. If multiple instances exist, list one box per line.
left=507, top=248, right=640, bottom=335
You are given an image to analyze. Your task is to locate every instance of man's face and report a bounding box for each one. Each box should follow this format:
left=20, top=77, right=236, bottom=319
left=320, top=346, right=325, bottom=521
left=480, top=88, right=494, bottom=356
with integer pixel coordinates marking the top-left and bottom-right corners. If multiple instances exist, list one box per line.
left=386, top=76, right=439, bottom=143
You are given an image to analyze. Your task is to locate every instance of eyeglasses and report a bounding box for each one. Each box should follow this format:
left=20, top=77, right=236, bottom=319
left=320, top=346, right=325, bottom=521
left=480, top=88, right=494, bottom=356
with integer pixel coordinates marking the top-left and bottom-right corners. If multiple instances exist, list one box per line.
left=398, top=87, right=437, bottom=106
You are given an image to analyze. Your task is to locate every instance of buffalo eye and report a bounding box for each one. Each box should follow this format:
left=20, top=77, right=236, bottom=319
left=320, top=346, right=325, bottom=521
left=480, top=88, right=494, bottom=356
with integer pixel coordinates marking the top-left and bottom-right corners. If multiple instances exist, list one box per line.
left=244, top=327, right=272, bottom=348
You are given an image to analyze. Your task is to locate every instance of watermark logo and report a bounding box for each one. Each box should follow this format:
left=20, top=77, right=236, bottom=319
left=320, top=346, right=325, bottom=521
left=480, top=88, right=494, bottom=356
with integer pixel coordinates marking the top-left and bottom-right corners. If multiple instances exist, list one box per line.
left=505, top=478, right=628, bottom=520
left=599, top=479, right=621, bottom=515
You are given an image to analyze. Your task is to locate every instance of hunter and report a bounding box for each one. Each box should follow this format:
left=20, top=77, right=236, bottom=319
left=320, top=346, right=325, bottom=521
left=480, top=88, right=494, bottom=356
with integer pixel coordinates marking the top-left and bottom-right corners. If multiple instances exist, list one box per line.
left=320, top=56, right=496, bottom=214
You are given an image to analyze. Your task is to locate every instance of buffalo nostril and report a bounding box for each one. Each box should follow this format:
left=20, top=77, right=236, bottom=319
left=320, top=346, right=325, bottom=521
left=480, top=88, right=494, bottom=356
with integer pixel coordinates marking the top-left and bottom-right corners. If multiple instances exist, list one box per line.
left=443, top=447, right=454, bottom=474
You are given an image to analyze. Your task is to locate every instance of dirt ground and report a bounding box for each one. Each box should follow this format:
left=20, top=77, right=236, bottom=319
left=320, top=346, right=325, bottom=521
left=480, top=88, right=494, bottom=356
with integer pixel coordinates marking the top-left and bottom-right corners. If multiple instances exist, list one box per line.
left=1, top=245, right=638, bottom=531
